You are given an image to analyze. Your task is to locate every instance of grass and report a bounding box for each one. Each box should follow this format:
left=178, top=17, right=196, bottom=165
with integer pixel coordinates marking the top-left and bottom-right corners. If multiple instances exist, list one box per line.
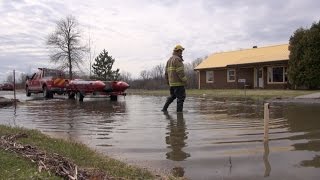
left=0, top=149, right=59, bottom=180
left=127, top=89, right=320, bottom=99
left=0, top=125, right=155, bottom=180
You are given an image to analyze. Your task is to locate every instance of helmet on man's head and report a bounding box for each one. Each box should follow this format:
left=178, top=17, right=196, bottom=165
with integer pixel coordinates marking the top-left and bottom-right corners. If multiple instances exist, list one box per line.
left=173, top=44, right=185, bottom=51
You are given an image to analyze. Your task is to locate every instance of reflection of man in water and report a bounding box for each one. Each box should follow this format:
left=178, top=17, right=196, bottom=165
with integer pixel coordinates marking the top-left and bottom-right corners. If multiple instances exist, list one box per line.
left=164, top=112, right=190, bottom=161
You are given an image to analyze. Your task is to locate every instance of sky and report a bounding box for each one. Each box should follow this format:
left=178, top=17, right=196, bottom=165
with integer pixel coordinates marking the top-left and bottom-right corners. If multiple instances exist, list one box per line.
left=0, top=0, right=319, bottom=81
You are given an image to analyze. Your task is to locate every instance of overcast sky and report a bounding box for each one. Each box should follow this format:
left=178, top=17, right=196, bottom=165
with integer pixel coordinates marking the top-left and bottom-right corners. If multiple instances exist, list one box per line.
left=0, top=0, right=319, bottom=81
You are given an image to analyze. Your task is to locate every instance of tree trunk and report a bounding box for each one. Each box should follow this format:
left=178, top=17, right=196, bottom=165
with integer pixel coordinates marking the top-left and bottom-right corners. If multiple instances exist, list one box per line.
left=68, top=51, right=72, bottom=79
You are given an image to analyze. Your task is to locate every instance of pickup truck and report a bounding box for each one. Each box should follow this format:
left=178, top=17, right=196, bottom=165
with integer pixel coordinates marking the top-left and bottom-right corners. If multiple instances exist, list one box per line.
left=25, top=68, right=68, bottom=98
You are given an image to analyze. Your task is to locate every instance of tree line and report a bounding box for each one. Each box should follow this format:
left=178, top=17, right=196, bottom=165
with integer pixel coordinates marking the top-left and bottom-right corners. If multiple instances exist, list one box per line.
left=119, top=57, right=204, bottom=89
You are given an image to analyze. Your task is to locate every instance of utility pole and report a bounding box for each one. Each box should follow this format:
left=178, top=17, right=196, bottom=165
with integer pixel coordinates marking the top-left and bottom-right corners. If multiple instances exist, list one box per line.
left=88, top=27, right=92, bottom=78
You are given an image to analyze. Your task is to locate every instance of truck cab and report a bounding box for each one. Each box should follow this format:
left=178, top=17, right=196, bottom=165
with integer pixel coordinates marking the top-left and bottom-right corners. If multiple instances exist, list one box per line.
left=26, top=68, right=68, bottom=98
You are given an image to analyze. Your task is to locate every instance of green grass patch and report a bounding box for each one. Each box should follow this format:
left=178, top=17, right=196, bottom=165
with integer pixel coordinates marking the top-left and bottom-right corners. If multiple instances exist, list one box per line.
left=0, top=125, right=155, bottom=179
left=127, top=89, right=320, bottom=99
left=0, top=149, right=60, bottom=180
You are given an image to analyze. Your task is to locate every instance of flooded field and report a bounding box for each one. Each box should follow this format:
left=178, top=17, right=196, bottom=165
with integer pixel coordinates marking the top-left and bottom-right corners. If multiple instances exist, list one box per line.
left=1, top=91, right=320, bottom=179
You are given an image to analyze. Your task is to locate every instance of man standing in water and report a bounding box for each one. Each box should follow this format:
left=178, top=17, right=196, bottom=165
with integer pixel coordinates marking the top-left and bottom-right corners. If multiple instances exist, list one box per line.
left=162, top=45, right=187, bottom=113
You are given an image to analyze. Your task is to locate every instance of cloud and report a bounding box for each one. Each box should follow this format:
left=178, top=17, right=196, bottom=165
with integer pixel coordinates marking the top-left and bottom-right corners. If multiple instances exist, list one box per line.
left=0, top=0, right=319, bottom=81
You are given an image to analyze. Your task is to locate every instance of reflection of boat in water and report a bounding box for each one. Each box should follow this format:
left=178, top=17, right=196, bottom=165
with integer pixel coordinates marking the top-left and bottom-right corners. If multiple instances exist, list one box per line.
left=66, top=80, right=130, bottom=101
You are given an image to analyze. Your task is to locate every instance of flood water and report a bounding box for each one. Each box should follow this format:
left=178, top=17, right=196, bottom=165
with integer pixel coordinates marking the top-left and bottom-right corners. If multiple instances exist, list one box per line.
left=1, top=91, right=320, bottom=180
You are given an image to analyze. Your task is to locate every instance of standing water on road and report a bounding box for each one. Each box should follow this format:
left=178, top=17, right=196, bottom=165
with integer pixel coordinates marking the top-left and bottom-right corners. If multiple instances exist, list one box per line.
left=1, top=91, right=320, bottom=179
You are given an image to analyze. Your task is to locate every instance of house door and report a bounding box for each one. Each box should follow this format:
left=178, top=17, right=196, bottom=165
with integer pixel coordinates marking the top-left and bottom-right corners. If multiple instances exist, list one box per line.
left=254, top=67, right=264, bottom=88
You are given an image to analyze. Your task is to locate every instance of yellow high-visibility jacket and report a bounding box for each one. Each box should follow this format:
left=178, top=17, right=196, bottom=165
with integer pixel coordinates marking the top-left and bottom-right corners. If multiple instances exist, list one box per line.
left=165, top=54, right=187, bottom=86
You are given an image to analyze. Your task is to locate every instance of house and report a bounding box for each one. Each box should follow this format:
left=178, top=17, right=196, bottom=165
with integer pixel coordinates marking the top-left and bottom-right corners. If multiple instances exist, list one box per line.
left=194, top=44, right=289, bottom=89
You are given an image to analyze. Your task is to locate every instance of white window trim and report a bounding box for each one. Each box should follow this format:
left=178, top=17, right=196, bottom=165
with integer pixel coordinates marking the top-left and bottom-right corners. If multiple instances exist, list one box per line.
left=267, top=66, right=287, bottom=84
left=206, top=71, right=214, bottom=83
left=227, top=69, right=236, bottom=82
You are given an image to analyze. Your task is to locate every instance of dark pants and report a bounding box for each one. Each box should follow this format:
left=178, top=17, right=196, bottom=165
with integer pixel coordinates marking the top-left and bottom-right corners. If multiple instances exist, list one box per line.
left=162, top=86, right=186, bottom=112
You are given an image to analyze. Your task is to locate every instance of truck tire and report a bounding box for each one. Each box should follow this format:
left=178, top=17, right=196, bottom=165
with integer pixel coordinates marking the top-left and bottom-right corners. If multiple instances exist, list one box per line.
left=110, top=95, right=118, bottom=101
left=43, top=86, right=53, bottom=98
left=26, top=87, right=31, bottom=97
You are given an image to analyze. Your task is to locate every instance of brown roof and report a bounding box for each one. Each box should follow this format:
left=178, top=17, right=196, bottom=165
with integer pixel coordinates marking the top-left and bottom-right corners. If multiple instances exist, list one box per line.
left=194, top=44, right=289, bottom=70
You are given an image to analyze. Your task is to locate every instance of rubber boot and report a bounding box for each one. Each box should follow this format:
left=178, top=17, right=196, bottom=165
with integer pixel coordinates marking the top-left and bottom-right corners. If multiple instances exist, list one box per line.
left=177, top=99, right=184, bottom=113
left=162, top=97, right=174, bottom=111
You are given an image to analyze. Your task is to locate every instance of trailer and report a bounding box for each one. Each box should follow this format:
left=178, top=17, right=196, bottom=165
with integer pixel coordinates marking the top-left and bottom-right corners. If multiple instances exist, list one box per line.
left=66, top=79, right=129, bottom=101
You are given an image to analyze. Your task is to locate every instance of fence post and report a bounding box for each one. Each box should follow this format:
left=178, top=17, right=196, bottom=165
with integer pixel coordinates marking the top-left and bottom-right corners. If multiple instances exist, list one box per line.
left=13, top=70, right=16, bottom=101
left=264, top=103, right=270, bottom=141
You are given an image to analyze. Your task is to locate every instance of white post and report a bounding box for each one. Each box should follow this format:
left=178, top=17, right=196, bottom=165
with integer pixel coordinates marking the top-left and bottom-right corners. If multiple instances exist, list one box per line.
left=264, top=103, right=270, bottom=141
left=13, top=70, right=16, bottom=101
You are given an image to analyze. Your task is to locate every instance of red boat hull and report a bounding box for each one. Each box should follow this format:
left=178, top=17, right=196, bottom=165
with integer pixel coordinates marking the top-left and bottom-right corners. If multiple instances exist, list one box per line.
left=67, top=80, right=129, bottom=94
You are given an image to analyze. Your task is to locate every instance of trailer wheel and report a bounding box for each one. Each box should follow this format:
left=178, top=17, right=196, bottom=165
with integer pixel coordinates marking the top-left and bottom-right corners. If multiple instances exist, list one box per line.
left=76, top=92, right=84, bottom=102
left=110, top=95, right=118, bottom=101
left=68, top=92, right=75, bottom=99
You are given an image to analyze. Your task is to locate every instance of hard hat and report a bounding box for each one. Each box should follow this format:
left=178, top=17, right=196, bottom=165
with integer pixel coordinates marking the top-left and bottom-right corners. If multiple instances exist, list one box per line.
left=173, top=44, right=185, bottom=51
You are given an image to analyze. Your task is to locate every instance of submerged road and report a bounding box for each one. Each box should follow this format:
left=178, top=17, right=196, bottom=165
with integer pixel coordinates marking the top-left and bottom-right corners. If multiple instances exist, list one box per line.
left=1, top=90, right=320, bottom=179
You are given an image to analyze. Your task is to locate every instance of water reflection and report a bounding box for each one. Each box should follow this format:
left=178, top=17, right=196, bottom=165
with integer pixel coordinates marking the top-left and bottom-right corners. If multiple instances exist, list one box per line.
left=285, top=104, right=320, bottom=168
left=198, top=97, right=264, bottom=118
left=24, top=98, right=127, bottom=141
left=164, top=112, right=190, bottom=162
left=263, top=140, right=271, bottom=177
left=294, top=140, right=320, bottom=168
left=300, top=155, right=320, bottom=168
left=286, top=104, right=320, bottom=132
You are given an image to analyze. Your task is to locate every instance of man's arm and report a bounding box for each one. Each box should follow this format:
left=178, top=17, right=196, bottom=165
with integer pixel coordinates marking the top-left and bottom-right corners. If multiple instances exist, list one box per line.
left=176, top=61, right=187, bottom=84
left=164, top=62, right=169, bottom=85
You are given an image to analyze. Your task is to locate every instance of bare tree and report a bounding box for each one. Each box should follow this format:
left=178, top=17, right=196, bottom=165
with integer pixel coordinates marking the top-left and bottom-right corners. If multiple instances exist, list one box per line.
left=47, top=15, right=87, bottom=79
left=192, top=57, right=205, bottom=68
left=18, top=73, right=27, bottom=84
left=140, top=70, right=150, bottom=80
left=6, top=74, right=13, bottom=83
left=185, top=57, right=204, bottom=88
left=151, top=64, right=165, bottom=80
left=119, top=71, right=132, bottom=82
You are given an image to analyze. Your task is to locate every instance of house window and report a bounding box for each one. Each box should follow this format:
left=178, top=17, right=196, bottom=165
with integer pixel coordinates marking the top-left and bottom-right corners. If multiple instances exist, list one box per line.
left=227, top=69, right=236, bottom=82
left=268, top=66, right=287, bottom=83
left=206, top=71, right=214, bottom=83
